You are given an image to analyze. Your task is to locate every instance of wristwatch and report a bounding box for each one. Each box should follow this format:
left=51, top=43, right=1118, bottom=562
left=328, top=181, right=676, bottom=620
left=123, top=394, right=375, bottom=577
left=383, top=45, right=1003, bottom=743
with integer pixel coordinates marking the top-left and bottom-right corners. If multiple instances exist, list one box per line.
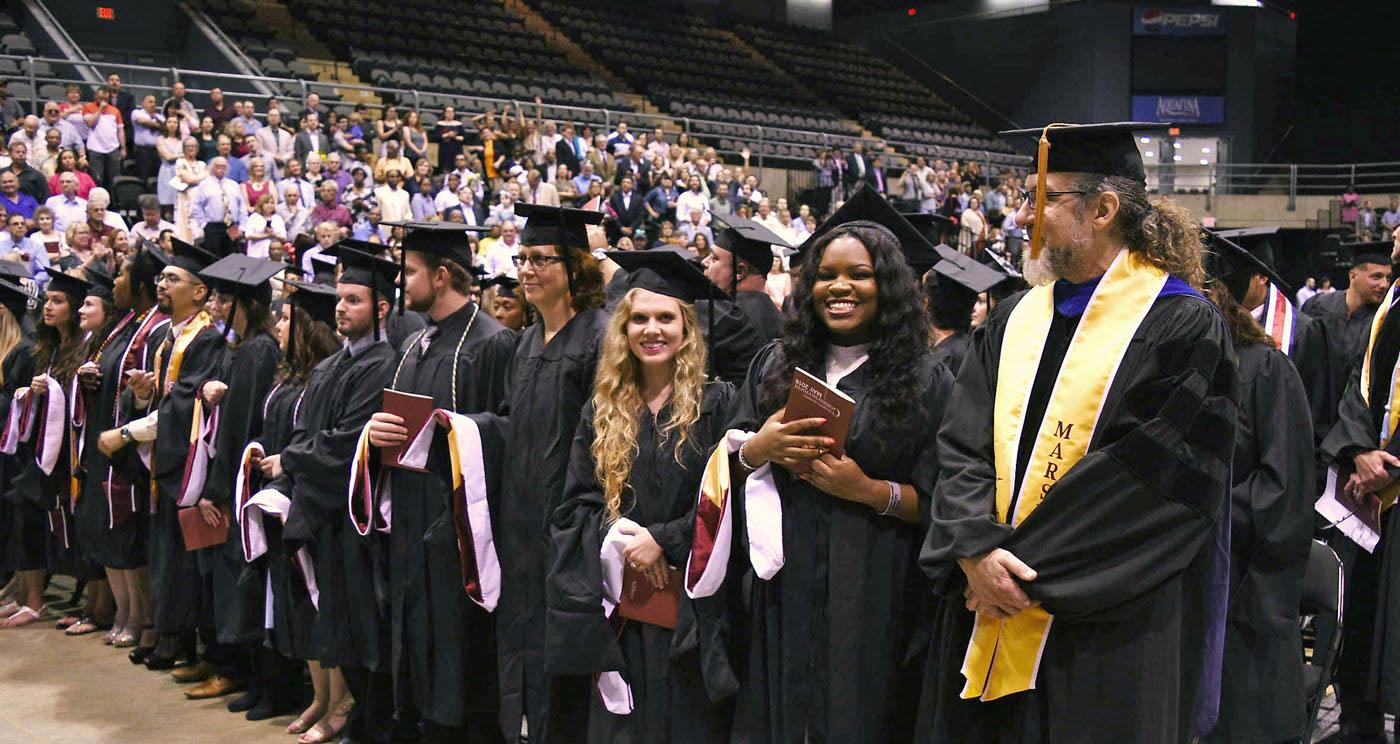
left=119, top=426, right=133, bottom=443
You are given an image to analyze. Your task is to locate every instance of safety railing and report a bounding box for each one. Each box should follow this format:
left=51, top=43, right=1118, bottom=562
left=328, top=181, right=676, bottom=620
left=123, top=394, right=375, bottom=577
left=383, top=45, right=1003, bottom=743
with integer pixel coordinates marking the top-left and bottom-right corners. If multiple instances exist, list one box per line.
left=0, top=53, right=1028, bottom=177
left=1148, top=162, right=1400, bottom=210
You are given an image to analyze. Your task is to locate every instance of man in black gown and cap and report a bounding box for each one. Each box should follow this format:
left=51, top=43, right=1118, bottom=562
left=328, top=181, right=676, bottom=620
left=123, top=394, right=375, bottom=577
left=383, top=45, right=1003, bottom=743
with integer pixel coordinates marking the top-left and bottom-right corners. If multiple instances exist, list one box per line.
left=275, top=242, right=399, bottom=744
left=704, top=213, right=792, bottom=341
left=918, top=122, right=1238, bottom=744
left=97, top=238, right=227, bottom=672
left=364, top=221, right=517, bottom=743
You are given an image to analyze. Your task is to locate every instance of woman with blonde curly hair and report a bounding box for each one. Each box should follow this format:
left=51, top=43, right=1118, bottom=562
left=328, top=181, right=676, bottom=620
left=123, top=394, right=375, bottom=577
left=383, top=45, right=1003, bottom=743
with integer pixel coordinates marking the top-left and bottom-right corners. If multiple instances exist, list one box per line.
left=548, top=250, right=738, bottom=743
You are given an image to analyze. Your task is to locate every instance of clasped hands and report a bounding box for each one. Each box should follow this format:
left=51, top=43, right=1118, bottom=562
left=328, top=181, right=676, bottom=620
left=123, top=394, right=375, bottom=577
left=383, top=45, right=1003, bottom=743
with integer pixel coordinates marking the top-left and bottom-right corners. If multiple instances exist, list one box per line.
left=745, top=409, right=872, bottom=504
left=958, top=548, right=1039, bottom=621
left=1348, top=449, right=1399, bottom=500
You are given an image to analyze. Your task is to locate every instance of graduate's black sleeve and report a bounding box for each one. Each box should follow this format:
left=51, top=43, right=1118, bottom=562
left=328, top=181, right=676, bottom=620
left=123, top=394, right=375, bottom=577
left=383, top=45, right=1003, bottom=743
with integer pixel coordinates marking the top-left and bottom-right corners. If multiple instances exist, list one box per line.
left=202, top=338, right=279, bottom=507
left=920, top=311, right=1014, bottom=591
left=650, top=383, right=738, bottom=566
left=280, top=353, right=393, bottom=487
left=1234, top=347, right=1315, bottom=617
left=0, top=343, right=33, bottom=425
left=1008, top=299, right=1238, bottom=622
left=546, top=399, right=627, bottom=676
left=1320, top=361, right=1377, bottom=465
left=153, top=330, right=225, bottom=483
left=698, top=299, right=768, bottom=383
left=470, top=327, right=518, bottom=413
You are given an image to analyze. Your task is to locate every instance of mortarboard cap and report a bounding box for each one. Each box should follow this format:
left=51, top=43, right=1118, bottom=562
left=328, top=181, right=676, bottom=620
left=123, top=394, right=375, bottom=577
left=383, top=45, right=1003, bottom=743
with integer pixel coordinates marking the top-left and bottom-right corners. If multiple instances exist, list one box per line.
left=1346, top=241, right=1394, bottom=269
left=517, top=204, right=606, bottom=251
left=604, top=249, right=728, bottom=304
left=1000, top=122, right=1163, bottom=187
left=0, top=258, right=30, bottom=280
left=711, top=213, right=795, bottom=270
left=1205, top=229, right=1293, bottom=304
left=482, top=274, right=522, bottom=298
left=308, top=252, right=339, bottom=285
left=130, top=237, right=169, bottom=279
left=324, top=241, right=399, bottom=298
left=199, top=254, right=286, bottom=300
left=280, top=278, right=338, bottom=327
left=83, top=263, right=115, bottom=300
left=46, top=271, right=92, bottom=305
left=396, top=221, right=488, bottom=269
left=902, top=212, right=954, bottom=247
left=803, top=185, right=941, bottom=272
left=0, top=278, right=30, bottom=320
left=1212, top=226, right=1282, bottom=271
left=167, top=237, right=220, bottom=277
left=930, top=250, right=1010, bottom=295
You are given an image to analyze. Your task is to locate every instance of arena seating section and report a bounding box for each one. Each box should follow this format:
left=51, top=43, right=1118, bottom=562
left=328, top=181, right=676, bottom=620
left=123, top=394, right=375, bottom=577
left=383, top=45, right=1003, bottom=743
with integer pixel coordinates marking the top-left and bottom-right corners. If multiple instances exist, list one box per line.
left=192, top=0, right=1020, bottom=168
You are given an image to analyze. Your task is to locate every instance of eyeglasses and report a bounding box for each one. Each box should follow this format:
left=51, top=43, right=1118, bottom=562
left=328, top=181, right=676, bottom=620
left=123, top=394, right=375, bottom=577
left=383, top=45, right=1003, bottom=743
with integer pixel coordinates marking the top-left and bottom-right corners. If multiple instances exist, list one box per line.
left=155, top=273, right=187, bottom=286
left=512, top=254, right=566, bottom=269
left=1019, top=188, right=1089, bottom=209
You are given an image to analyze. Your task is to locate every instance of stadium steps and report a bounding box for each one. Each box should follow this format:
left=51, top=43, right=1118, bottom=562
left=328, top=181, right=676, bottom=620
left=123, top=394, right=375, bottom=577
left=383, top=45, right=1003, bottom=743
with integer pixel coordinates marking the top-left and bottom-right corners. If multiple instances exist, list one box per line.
left=716, top=28, right=865, bottom=136
left=251, top=0, right=380, bottom=105
left=502, top=0, right=634, bottom=99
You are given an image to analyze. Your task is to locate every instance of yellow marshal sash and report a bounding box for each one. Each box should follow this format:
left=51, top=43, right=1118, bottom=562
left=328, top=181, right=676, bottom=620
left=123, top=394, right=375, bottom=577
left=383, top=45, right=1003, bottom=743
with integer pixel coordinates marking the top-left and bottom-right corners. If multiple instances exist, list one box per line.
left=960, top=250, right=1167, bottom=701
left=149, top=311, right=213, bottom=506
left=1356, top=279, right=1400, bottom=509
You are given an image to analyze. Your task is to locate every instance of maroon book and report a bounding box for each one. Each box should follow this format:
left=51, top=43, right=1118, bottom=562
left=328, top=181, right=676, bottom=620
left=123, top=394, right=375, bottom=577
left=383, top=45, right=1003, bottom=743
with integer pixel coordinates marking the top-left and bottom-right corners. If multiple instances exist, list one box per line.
left=618, top=564, right=681, bottom=629
left=178, top=505, right=229, bottom=551
left=780, top=367, right=856, bottom=473
left=381, top=388, right=435, bottom=473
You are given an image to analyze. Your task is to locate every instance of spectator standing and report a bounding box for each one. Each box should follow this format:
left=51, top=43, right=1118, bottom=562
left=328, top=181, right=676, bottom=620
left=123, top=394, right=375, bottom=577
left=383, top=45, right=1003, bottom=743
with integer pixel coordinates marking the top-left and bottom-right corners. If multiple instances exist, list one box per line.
left=677, top=207, right=713, bottom=245
left=129, top=94, right=163, bottom=184
left=30, top=205, right=64, bottom=259
left=480, top=220, right=521, bottom=277
left=277, top=184, right=312, bottom=241
left=173, top=136, right=208, bottom=241
left=43, top=171, right=86, bottom=232
left=129, top=194, right=174, bottom=243
left=372, top=168, right=410, bottom=224
left=243, top=157, right=277, bottom=209
left=191, top=156, right=247, bottom=255
left=255, top=107, right=294, bottom=180
left=555, top=165, right=578, bottom=206
left=48, top=149, right=95, bottom=199
left=82, top=87, right=125, bottom=190
left=322, top=152, right=351, bottom=198
left=608, top=175, right=645, bottom=240
left=310, top=180, right=352, bottom=232
left=293, top=112, right=328, bottom=163
left=1360, top=199, right=1378, bottom=238
left=676, top=174, right=709, bottom=224
left=401, top=110, right=428, bottom=167
left=373, top=140, right=412, bottom=184
left=38, top=101, right=84, bottom=155
left=217, top=135, right=248, bottom=183
left=455, top=186, right=485, bottom=227
left=205, top=87, right=235, bottom=131
left=0, top=80, right=24, bottom=131
left=161, top=81, right=197, bottom=127
left=1342, top=185, right=1361, bottom=235
left=1296, top=277, right=1318, bottom=307
left=234, top=100, right=260, bottom=136
left=196, top=116, right=219, bottom=161
left=957, top=196, right=987, bottom=256
left=155, top=115, right=184, bottom=211
left=277, top=158, right=316, bottom=211
left=8, top=142, right=48, bottom=202
left=60, top=85, right=89, bottom=142
left=241, top=193, right=285, bottom=259
left=410, top=176, right=438, bottom=221
left=606, top=120, right=635, bottom=157
left=844, top=142, right=868, bottom=194
left=644, top=172, right=678, bottom=226
left=0, top=170, right=37, bottom=220
left=339, top=167, right=375, bottom=221
left=615, top=143, right=650, bottom=189
left=375, top=105, right=402, bottom=158
left=522, top=168, right=559, bottom=208
left=1382, top=196, right=1400, bottom=233
left=647, top=128, right=670, bottom=162
left=435, top=106, right=465, bottom=174
left=7, top=115, right=42, bottom=164
left=32, top=129, right=62, bottom=177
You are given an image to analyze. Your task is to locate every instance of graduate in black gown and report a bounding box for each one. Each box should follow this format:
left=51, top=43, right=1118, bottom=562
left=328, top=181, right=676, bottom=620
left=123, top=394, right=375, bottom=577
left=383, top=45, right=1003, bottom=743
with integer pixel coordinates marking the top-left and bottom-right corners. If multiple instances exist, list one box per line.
left=548, top=250, right=738, bottom=743
left=188, top=255, right=286, bottom=702
left=0, top=278, right=34, bottom=625
left=1318, top=259, right=1400, bottom=744
left=96, top=238, right=225, bottom=667
left=703, top=207, right=953, bottom=743
left=1303, top=251, right=1391, bottom=444
left=704, top=214, right=792, bottom=341
left=276, top=241, right=397, bottom=744
left=924, top=250, right=1007, bottom=376
left=1199, top=233, right=1314, bottom=744
left=484, top=275, right=536, bottom=332
left=71, top=256, right=165, bottom=649
left=492, top=203, right=612, bottom=743
left=362, top=223, right=517, bottom=742
left=918, top=123, right=1237, bottom=744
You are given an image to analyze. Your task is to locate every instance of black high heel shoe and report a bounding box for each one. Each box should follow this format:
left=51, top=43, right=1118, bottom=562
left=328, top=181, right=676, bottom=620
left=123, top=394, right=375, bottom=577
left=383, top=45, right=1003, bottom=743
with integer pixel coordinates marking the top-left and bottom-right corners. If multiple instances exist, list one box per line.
left=143, top=633, right=196, bottom=670
left=128, top=645, right=156, bottom=665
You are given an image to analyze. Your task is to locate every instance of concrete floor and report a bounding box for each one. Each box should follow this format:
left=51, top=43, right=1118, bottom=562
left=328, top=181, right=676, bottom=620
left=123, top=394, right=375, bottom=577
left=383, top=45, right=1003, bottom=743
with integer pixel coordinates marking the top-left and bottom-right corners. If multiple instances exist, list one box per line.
left=0, top=583, right=297, bottom=744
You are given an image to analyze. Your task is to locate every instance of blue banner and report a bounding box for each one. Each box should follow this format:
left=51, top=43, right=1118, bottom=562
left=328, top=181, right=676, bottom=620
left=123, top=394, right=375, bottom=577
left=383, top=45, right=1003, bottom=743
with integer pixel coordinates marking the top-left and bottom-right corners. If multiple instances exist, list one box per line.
left=1134, top=6, right=1225, bottom=36
left=1132, top=95, right=1225, bottom=124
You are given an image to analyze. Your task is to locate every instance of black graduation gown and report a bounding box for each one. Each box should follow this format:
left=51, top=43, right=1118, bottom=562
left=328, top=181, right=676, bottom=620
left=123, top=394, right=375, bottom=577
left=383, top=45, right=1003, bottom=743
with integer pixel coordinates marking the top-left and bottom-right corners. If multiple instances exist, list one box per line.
left=256, top=381, right=319, bottom=660
left=930, top=331, right=970, bottom=377
left=0, top=340, right=37, bottom=572
left=917, top=291, right=1238, bottom=744
left=693, top=299, right=769, bottom=383
left=1204, top=342, right=1313, bottom=744
left=734, top=290, right=785, bottom=341
left=149, top=322, right=227, bottom=634
left=725, top=343, right=953, bottom=744
left=1302, top=290, right=1377, bottom=447
left=201, top=333, right=280, bottom=645
left=279, top=338, right=395, bottom=670
left=495, top=307, right=608, bottom=742
left=1320, top=292, right=1400, bottom=722
left=73, top=316, right=148, bottom=569
left=547, top=383, right=737, bottom=744
left=381, top=302, right=516, bottom=728
left=387, top=307, right=427, bottom=352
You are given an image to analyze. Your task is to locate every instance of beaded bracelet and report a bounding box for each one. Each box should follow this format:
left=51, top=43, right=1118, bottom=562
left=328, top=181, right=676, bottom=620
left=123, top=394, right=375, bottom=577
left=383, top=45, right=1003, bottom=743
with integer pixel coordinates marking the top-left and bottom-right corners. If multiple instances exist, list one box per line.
left=737, top=440, right=759, bottom=471
left=880, top=480, right=901, bottom=516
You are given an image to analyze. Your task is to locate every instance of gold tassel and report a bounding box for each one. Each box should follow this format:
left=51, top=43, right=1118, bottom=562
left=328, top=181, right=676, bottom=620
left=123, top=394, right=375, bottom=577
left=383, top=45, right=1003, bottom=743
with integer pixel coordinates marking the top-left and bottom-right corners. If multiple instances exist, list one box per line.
left=1029, top=126, right=1052, bottom=261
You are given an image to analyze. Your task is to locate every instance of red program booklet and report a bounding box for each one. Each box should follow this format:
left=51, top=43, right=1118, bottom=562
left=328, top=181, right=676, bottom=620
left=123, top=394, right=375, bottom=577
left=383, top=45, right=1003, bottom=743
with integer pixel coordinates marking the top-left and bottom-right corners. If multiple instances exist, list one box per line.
left=780, top=367, right=856, bottom=473
left=179, top=505, right=229, bottom=551
left=381, top=389, right=436, bottom=473
left=618, top=564, right=681, bottom=629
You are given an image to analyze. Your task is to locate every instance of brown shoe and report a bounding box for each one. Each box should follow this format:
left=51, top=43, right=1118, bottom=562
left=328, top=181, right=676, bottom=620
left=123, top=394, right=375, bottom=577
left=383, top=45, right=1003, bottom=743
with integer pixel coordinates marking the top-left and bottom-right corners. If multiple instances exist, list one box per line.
left=184, top=674, right=244, bottom=700
left=170, top=660, right=214, bottom=683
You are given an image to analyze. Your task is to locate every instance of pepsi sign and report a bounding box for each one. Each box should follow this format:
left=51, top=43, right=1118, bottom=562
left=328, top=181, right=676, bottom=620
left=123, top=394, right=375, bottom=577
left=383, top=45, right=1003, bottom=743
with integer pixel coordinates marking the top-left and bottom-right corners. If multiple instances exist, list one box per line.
left=1135, top=6, right=1225, bottom=35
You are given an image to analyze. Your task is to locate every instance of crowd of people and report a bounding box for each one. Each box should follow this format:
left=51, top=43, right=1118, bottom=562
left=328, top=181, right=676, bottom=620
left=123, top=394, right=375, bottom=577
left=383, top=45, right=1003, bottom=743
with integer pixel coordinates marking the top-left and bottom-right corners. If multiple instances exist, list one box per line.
left=1, top=77, right=1399, bottom=744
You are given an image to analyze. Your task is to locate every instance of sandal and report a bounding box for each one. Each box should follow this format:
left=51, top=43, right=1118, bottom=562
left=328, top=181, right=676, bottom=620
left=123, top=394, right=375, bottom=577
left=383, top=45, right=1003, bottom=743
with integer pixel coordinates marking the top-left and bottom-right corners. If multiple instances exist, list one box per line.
left=297, top=700, right=353, bottom=744
left=112, top=630, right=138, bottom=648
left=103, top=628, right=120, bottom=644
left=55, top=615, right=81, bottom=630
left=0, top=601, right=18, bottom=618
left=2, top=606, right=44, bottom=628
left=65, top=616, right=112, bottom=636
left=286, top=702, right=326, bottom=735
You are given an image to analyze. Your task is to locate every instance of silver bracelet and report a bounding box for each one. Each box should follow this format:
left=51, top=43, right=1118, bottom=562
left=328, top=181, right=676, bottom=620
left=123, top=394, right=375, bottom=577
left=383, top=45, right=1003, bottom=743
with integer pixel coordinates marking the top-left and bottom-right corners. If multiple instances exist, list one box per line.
left=880, top=480, right=901, bottom=516
left=736, top=440, right=759, bottom=471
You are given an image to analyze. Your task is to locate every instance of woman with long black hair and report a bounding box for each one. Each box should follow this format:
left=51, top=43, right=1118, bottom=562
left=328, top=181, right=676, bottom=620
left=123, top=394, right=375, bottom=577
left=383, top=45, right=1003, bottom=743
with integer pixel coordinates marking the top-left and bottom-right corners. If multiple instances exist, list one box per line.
left=709, top=213, right=954, bottom=743
left=3, top=271, right=90, bottom=629
left=549, top=251, right=737, bottom=743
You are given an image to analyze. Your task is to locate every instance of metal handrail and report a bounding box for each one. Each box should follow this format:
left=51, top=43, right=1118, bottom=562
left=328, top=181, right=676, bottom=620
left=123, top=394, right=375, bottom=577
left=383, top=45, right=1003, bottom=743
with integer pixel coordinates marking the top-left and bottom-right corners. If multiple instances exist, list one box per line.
left=0, top=53, right=1027, bottom=173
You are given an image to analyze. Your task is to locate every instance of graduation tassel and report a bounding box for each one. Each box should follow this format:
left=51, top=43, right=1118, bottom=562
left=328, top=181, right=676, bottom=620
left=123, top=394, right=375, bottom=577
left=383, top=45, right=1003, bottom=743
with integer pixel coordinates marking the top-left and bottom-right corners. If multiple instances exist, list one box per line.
left=397, top=246, right=406, bottom=316
left=1029, top=125, right=1054, bottom=262
left=225, top=296, right=239, bottom=345
left=372, top=285, right=382, bottom=341
left=287, top=303, right=296, bottom=360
